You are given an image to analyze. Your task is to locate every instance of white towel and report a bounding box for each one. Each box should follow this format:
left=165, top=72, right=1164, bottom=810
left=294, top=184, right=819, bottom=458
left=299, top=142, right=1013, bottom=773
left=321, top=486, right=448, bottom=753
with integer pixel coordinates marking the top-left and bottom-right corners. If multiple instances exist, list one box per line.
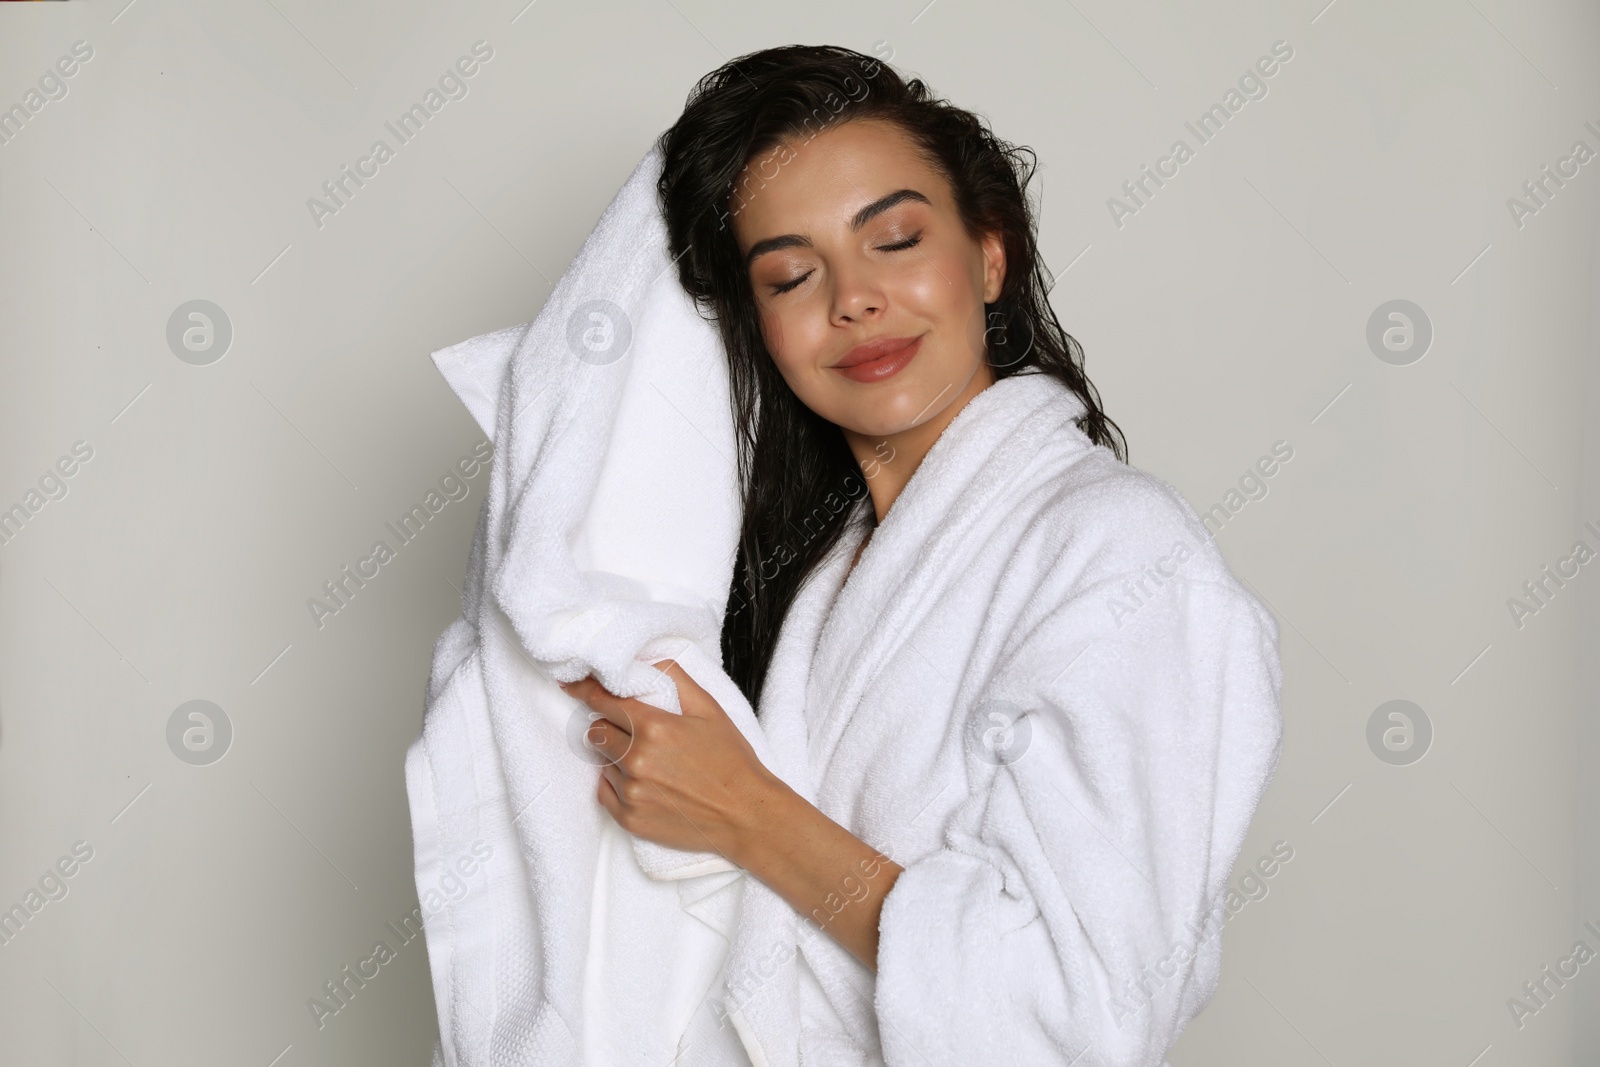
left=407, top=137, right=1285, bottom=1067
left=405, top=141, right=797, bottom=1066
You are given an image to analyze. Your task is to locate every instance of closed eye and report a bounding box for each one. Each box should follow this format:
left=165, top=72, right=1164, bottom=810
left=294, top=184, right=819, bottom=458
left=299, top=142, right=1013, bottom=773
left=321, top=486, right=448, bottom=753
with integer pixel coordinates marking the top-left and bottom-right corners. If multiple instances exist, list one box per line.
left=767, top=232, right=924, bottom=296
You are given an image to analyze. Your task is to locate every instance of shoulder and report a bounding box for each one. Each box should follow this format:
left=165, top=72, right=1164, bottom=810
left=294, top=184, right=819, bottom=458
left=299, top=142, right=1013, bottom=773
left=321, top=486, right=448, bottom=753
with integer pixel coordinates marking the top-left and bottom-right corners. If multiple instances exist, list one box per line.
left=996, top=449, right=1281, bottom=666
left=1015, top=446, right=1250, bottom=603
left=1028, top=449, right=1218, bottom=569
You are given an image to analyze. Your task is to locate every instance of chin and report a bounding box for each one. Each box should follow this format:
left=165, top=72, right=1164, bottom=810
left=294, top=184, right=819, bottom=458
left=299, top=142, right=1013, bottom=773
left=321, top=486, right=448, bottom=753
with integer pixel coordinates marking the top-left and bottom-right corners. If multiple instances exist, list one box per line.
left=834, top=378, right=941, bottom=436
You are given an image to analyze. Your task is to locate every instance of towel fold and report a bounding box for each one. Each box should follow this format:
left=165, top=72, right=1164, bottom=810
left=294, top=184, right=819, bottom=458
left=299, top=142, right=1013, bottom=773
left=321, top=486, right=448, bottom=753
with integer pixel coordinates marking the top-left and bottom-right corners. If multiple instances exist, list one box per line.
left=406, top=141, right=802, bottom=1066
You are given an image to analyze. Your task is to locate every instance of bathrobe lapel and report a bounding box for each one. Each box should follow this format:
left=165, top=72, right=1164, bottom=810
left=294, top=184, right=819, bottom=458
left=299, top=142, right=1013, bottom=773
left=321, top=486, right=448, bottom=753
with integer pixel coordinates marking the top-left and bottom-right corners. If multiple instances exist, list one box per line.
left=804, top=373, right=1081, bottom=777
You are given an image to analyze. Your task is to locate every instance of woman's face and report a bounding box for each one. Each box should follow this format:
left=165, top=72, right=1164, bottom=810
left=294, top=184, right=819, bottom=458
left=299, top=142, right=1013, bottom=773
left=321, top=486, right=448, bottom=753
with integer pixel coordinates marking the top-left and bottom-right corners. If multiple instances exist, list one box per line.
left=729, top=118, right=1005, bottom=440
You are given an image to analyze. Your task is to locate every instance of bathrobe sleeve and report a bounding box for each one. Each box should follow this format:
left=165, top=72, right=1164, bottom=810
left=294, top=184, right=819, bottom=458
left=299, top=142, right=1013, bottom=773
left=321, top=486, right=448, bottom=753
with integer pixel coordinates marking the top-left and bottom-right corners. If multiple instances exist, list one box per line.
left=872, top=526, right=1284, bottom=1067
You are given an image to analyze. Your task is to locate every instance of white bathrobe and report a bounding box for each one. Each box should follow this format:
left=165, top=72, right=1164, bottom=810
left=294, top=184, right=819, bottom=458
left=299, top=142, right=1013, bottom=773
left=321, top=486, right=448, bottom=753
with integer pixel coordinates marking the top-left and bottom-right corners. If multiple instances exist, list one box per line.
left=406, top=141, right=1282, bottom=1067
left=704, top=370, right=1284, bottom=1067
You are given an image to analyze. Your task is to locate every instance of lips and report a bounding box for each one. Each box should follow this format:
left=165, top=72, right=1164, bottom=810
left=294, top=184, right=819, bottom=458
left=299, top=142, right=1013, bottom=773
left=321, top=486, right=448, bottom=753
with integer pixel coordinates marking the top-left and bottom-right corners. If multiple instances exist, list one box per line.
left=832, top=334, right=923, bottom=383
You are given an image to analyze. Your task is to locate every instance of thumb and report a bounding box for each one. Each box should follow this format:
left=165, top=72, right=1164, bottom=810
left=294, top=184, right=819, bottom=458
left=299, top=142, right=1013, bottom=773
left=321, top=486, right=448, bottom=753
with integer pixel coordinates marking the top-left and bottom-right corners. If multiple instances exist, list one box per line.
left=651, top=658, right=718, bottom=718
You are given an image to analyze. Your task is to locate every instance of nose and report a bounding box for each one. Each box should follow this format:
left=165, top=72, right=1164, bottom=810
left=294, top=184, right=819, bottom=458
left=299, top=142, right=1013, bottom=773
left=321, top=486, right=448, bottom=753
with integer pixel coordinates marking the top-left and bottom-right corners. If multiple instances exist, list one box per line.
left=829, top=257, right=886, bottom=324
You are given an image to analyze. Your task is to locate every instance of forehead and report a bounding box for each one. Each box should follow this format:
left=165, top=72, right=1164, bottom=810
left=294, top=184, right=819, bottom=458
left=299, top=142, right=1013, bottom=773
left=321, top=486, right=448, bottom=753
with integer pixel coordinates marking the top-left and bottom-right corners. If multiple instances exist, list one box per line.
left=729, top=119, right=945, bottom=249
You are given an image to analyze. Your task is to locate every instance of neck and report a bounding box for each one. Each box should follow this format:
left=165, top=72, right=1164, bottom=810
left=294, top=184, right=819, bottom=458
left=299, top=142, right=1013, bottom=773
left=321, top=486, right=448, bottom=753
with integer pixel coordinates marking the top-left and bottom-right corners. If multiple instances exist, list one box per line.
left=841, top=360, right=996, bottom=524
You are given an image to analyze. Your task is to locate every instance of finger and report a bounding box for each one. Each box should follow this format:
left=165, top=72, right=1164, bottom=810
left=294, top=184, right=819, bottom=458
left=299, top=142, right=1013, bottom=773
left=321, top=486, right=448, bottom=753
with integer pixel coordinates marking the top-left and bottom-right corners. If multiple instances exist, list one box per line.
left=563, top=679, right=639, bottom=736
left=582, top=714, right=633, bottom=764
left=650, top=659, right=699, bottom=690
left=651, top=659, right=722, bottom=719
left=649, top=658, right=694, bottom=701
left=596, top=767, right=623, bottom=819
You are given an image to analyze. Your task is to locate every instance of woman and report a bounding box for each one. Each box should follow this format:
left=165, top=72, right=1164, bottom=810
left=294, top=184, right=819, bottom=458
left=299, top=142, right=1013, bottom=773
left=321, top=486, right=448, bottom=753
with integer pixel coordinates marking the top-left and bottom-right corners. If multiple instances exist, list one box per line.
left=560, top=44, right=1283, bottom=1066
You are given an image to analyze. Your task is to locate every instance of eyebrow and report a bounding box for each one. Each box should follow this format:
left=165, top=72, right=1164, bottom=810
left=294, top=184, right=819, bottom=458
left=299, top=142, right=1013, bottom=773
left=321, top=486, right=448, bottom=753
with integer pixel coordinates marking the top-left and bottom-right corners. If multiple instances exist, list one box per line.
left=743, top=188, right=932, bottom=269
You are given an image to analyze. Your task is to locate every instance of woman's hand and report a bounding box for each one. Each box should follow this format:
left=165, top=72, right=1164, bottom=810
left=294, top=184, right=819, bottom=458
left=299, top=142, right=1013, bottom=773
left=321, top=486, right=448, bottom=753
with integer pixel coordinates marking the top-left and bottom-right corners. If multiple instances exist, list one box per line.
left=558, top=659, right=781, bottom=864
left=561, top=658, right=905, bottom=971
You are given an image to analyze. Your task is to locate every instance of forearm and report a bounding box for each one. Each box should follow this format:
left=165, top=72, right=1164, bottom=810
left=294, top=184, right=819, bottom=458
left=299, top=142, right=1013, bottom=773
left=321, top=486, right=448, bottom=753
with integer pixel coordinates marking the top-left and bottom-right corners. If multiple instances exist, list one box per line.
left=730, top=771, right=904, bottom=972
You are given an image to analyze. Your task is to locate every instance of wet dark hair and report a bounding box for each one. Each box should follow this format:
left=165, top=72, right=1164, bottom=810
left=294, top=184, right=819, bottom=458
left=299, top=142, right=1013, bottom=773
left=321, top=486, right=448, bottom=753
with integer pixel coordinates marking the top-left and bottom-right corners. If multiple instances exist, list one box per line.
left=654, top=43, right=1126, bottom=711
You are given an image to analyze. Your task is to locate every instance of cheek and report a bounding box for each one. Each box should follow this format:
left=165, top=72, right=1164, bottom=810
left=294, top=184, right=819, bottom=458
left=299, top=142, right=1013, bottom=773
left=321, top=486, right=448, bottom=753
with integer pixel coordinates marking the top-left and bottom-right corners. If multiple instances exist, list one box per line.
left=900, top=247, right=985, bottom=321
left=900, top=255, right=985, bottom=337
left=758, top=305, right=787, bottom=354
left=757, top=306, right=810, bottom=389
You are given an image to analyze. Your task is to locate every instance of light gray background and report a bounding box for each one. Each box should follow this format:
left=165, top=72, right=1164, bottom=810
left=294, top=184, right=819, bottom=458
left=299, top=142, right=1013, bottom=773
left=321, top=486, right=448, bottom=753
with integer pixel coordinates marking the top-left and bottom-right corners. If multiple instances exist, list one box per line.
left=2, top=1, right=1598, bottom=1065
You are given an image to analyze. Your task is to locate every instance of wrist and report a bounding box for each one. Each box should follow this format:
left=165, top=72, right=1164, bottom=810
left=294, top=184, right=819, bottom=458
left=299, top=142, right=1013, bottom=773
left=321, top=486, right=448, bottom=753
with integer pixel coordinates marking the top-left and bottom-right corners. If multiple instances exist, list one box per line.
left=728, top=767, right=802, bottom=872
